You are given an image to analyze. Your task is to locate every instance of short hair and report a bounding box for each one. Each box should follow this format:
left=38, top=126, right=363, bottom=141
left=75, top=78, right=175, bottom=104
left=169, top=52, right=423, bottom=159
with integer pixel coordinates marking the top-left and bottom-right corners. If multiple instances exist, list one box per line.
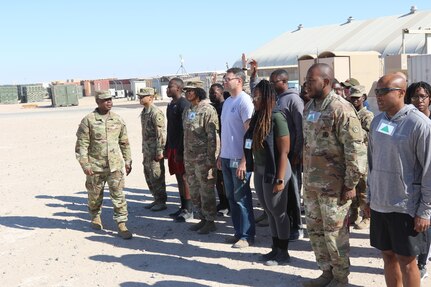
left=226, top=67, right=246, bottom=84
left=270, top=69, right=289, bottom=81
left=170, top=77, right=184, bottom=89
left=194, top=87, right=207, bottom=100
left=210, top=83, right=224, bottom=91
left=308, top=63, right=334, bottom=85
left=405, top=81, right=431, bottom=104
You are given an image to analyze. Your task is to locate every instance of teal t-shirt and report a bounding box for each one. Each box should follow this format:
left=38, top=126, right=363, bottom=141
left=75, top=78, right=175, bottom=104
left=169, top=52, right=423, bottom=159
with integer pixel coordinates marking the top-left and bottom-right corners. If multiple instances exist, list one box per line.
left=253, top=111, right=289, bottom=166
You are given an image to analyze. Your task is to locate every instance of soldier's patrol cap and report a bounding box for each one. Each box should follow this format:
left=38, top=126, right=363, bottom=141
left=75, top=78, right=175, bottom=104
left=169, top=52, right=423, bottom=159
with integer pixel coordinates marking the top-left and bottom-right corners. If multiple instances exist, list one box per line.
left=341, top=78, right=360, bottom=88
left=95, top=90, right=112, bottom=100
left=349, top=85, right=366, bottom=98
left=137, top=87, right=155, bottom=97
left=183, top=80, right=204, bottom=90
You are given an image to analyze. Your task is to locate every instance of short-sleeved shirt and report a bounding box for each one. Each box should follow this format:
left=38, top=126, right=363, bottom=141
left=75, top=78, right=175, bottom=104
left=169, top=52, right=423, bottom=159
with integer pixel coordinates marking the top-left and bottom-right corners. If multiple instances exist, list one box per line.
left=220, top=91, right=254, bottom=159
left=253, top=112, right=289, bottom=166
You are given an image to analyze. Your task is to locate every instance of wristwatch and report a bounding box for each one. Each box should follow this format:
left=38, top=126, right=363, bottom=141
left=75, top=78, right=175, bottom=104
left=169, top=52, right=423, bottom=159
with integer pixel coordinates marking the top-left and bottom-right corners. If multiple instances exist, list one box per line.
left=276, top=179, right=284, bottom=185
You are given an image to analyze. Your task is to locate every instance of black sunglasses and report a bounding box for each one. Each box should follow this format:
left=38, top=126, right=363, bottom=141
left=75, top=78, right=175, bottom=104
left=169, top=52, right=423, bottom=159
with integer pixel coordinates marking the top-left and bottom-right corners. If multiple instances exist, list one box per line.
left=374, top=87, right=402, bottom=96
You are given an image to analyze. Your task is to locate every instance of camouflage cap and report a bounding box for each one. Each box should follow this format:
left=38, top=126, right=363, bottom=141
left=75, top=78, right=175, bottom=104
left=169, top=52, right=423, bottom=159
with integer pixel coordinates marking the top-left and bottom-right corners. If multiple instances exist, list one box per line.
left=137, top=87, right=155, bottom=96
left=341, top=78, right=360, bottom=87
left=183, top=80, right=204, bottom=90
left=349, top=85, right=366, bottom=97
left=95, top=90, right=112, bottom=100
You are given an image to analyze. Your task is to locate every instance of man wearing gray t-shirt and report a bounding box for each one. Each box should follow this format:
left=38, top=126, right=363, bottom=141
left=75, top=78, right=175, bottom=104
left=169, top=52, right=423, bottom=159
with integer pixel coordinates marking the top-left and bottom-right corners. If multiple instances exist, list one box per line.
left=217, top=67, right=255, bottom=248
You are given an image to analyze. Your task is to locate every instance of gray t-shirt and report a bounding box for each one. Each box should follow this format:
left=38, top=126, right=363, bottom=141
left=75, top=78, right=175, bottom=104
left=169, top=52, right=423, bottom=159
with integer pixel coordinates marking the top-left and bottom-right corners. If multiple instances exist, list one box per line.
left=220, top=91, right=254, bottom=159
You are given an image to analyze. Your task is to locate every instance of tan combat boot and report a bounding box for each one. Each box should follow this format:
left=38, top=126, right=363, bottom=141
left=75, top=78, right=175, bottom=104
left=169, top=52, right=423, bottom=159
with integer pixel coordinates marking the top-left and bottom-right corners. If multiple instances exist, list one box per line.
left=90, top=215, right=103, bottom=230
left=118, top=222, right=133, bottom=240
left=326, top=277, right=348, bottom=287
left=302, top=270, right=333, bottom=287
left=354, top=217, right=370, bottom=230
left=197, top=221, right=217, bottom=234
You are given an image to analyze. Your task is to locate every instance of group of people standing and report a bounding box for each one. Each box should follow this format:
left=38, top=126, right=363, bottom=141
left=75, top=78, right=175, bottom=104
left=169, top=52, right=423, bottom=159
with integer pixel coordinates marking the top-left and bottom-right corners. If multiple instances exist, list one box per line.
left=75, top=62, right=430, bottom=287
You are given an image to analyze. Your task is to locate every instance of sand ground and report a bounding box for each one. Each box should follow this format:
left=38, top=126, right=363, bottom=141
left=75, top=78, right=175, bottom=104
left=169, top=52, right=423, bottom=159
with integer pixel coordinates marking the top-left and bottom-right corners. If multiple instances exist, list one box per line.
left=0, top=96, right=429, bottom=287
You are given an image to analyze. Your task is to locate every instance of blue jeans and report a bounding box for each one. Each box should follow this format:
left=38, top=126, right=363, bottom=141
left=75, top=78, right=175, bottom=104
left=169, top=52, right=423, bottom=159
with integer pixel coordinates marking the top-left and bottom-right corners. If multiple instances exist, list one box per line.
left=221, top=158, right=255, bottom=241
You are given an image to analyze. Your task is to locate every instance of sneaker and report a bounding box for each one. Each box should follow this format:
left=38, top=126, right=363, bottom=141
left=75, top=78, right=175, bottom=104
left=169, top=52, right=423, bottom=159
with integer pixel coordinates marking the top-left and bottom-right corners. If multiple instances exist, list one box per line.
left=232, top=239, right=253, bottom=249
left=189, top=219, right=206, bottom=231
left=217, top=208, right=229, bottom=217
left=117, top=222, right=133, bottom=240
left=197, top=221, right=217, bottom=234
left=175, top=210, right=194, bottom=222
left=354, top=218, right=370, bottom=230
left=169, top=208, right=183, bottom=218
left=90, top=215, right=103, bottom=230
left=289, top=229, right=304, bottom=241
left=144, top=201, right=157, bottom=209
left=150, top=203, right=167, bottom=212
left=419, top=264, right=428, bottom=281
left=224, top=235, right=240, bottom=244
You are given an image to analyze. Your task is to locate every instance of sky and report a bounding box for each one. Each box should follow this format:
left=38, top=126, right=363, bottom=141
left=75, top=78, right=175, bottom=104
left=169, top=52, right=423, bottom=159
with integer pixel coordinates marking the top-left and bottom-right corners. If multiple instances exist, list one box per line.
left=1, top=0, right=431, bottom=84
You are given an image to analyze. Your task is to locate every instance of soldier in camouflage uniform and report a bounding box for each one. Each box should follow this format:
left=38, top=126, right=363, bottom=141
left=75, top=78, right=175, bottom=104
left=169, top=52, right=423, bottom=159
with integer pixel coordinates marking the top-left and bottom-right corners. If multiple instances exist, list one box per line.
left=347, top=85, right=374, bottom=230
left=182, top=80, right=220, bottom=234
left=75, top=90, right=133, bottom=240
left=302, top=64, right=366, bottom=287
left=138, top=87, right=167, bottom=212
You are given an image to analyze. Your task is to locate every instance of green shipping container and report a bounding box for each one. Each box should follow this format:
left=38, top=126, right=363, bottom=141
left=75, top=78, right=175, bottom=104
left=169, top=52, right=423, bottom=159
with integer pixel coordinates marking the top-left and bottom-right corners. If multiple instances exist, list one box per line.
left=0, top=85, right=18, bottom=104
left=51, top=85, right=80, bottom=107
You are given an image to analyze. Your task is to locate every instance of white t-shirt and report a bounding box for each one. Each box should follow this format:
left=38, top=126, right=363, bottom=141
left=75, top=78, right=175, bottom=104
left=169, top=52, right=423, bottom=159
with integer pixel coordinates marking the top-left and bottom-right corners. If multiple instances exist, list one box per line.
left=220, top=91, right=254, bottom=159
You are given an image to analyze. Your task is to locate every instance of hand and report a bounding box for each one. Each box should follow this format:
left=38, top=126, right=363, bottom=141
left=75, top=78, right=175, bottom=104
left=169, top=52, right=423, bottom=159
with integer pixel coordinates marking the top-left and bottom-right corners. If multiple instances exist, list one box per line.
left=249, top=59, right=258, bottom=76
left=216, top=157, right=222, bottom=170
left=363, top=203, right=371, bottom=218
left=414, top=216, right=430, bottom=233
left=235, top=159, right=247, bottom=180
left=273, top=182, right=285, bottom=193
left=154, top=154, right=164, bottom=162
left=341, top=187, right=356, bottom=201
left=84, top=167, right=94, bottom=176
left=125, top=164, right=132, bottom=176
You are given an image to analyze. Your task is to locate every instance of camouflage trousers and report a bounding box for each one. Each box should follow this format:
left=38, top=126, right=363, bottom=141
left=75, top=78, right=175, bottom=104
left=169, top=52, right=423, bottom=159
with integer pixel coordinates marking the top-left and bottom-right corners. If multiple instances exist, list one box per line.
left=350, top=176, right=368, bottom=217
left=184, top=160, right=217, bottom=221
left=143, top=158, right=167, bottom=204
left=304, top=187, right=351, bottom=280
left=85, top=170, right=128, bottom=223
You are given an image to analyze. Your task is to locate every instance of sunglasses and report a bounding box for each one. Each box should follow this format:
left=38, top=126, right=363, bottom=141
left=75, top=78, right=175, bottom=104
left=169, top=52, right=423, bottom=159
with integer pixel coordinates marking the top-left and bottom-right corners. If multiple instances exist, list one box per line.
left=374, top=87, right=403, bottom=96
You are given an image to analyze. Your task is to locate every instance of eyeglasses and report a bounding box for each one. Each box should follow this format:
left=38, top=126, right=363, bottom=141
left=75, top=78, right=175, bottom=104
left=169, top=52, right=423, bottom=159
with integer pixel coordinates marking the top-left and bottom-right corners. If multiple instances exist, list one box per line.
left=374, top=87, right=403, bottom=96
left=411, top=94, right=430, bottom=102
left=223, top=77, right=239, bottom=83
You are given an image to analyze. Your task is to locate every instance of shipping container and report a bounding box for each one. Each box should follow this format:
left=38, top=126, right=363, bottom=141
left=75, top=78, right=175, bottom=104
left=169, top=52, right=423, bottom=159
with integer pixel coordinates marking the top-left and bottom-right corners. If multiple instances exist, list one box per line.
left=408, top=54, right=431, bottom=84
left=91, top=79, right=110, bottom=96
left=0, top=85, right=18, bottom=104
left=50, top=84, right=81, bottom=107
left=81, top=80, right=92, bottom=97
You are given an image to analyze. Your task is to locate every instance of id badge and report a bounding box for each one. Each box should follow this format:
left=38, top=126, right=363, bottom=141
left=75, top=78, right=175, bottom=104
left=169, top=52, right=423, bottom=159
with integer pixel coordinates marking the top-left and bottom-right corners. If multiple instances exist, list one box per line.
left=188, top=111, right=196, bottom=120
left=376, top=119, right=396, bottom=136
left=229, top=159, right=239, bottom=168
left=306, top=111, right=321, bottom=123
left=244, top=139, right=252, bottom=149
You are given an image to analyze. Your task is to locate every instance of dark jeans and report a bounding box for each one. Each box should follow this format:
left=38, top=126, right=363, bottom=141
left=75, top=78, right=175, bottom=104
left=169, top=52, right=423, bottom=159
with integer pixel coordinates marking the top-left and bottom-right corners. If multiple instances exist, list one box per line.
left=221, top=158, right=255, bottom=241
left=287, top=162, right=302, bottom=230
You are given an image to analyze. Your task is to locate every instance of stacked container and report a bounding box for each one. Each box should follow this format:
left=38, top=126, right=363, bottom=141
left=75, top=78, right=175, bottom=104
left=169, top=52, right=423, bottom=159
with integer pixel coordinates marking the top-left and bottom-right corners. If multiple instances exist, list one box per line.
left=20, top=85, right=46, bottom=103
left=50, top=84, right=82, bottom=107
left=0, top=85, right=18, bottom=104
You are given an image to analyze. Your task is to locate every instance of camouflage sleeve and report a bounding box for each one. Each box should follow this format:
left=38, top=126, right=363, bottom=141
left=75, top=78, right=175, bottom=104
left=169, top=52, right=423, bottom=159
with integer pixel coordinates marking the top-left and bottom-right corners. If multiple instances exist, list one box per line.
left=154, top=110, right=166, bottom=156
left=362, top=112, right=374, bottom=133
left=118, top=120, right=132, bottom=166
left=75, top=117, right=91, bottom=171
left=335, top=107, right=367, bottom=189
left=205, top=107, right=220, bottom=165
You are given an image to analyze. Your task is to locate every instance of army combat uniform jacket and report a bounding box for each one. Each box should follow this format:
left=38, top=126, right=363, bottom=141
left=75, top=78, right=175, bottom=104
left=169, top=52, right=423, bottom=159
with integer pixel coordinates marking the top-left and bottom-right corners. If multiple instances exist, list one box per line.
left=75, top=109, right=132, bottom=173
left=141, top=104, right=166, bottom=160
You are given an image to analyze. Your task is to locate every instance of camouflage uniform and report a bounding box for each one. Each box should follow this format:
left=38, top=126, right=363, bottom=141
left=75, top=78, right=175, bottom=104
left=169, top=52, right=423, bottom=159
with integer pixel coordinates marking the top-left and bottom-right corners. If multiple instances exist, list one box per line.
left=75, top=109, right=132, bottom=223
left=351, top=107, right=374, bottom=216
left=183, top=99, right=220, bottom=221
left=141, top=104, right=167, bottom=204
left=303, top=91, right=366, bottom=281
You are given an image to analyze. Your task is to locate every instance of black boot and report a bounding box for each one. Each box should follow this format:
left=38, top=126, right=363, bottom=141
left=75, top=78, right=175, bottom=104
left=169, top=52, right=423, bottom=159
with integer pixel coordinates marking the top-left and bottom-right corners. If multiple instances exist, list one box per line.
left=265, top=239, right=290, bottom=266
left=258, top=237, right=278, bottom=262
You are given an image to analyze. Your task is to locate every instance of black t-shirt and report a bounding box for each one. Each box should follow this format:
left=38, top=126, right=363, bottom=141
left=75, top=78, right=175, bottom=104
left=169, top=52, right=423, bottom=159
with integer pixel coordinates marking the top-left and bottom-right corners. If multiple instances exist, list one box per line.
left=211, top=101, right=224, bottom=134
left=166, top=97, right=190, bottom=152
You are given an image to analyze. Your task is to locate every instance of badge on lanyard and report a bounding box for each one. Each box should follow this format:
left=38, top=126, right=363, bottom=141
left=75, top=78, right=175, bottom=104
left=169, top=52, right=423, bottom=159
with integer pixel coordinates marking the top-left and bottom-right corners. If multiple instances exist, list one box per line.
left=188, top=111, right=196, bottom=120
left=229, top=159, right=239, bottom=168
left=244, top=139, right=252, bottom=149
left=376, top=119, right=397, bottom=136
left=306, top=111, right=321, bottom=123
